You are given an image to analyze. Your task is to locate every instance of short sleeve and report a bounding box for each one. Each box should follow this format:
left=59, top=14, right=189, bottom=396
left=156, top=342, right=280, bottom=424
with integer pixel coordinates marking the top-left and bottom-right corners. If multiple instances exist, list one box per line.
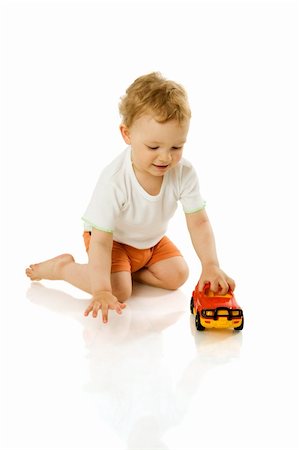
left=82, top=176, right=125, bottom=233
left=179, top=163, right=206, bottom=214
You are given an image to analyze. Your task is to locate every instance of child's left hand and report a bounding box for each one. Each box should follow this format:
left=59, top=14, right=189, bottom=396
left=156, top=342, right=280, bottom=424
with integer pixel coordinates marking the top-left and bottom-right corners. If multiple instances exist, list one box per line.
left=198, top=263, right=235, bottom=295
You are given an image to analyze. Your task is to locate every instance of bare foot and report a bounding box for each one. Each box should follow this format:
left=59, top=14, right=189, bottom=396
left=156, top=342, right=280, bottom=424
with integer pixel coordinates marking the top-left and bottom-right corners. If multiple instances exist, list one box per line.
left=25, top=254, right=75, bottom=281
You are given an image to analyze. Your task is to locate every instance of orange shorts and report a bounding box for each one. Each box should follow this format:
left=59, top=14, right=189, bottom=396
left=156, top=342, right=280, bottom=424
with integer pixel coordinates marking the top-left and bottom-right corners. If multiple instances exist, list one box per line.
left=83, top=231, right=182, bottom=273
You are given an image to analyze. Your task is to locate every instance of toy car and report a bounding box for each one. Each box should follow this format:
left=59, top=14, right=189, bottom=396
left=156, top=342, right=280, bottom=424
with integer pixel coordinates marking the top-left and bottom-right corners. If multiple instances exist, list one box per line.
left=191, top=282, right=244, bottom=331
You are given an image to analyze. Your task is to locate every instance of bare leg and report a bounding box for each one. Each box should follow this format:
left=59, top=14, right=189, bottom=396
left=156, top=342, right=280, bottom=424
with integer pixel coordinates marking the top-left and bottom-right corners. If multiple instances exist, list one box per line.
left=25, top=254, right=132, bottom=301
left=132, top=256, right=189, bottom=290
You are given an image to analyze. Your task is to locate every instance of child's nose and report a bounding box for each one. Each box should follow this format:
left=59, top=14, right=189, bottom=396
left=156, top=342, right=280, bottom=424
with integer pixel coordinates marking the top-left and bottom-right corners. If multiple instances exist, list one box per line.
left=158, top=150, right=172, bottom=163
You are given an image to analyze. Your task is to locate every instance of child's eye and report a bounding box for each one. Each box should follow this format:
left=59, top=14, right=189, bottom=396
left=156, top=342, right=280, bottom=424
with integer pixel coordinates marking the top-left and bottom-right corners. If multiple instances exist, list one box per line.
left=146, top=145, right=183, bottom=150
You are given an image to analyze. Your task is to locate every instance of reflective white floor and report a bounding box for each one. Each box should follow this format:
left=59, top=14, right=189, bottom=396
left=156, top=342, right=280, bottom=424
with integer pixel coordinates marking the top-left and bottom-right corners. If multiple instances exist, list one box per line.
left=3, top=250, right=299, bottom=450
left=2, top=2, right=298, bottom=448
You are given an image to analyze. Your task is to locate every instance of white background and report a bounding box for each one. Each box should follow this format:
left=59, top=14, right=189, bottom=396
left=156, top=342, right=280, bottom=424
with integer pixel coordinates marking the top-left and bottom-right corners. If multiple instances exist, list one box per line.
left=1, top=0, right=298, bottom=449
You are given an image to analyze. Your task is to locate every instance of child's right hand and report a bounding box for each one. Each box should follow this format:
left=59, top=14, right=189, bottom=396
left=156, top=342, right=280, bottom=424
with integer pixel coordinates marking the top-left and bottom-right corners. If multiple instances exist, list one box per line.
left=84, top=291, right=126, bottom=323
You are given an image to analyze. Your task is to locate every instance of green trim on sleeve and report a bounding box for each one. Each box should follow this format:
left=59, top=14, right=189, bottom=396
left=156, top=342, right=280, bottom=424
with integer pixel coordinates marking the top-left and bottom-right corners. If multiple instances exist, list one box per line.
left=184, top=202, right=206, bottom=214
left=81, top=217, right=113, bottom=234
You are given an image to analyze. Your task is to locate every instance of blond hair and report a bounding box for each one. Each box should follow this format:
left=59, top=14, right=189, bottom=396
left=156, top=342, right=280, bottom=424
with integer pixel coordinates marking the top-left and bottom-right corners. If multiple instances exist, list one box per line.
left=119, top=72, right=191, bottom=127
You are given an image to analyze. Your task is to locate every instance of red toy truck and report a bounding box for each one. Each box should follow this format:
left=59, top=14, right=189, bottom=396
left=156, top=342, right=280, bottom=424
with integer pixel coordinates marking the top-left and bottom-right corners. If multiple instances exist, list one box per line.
left=191, top=282, right=244, bottom=331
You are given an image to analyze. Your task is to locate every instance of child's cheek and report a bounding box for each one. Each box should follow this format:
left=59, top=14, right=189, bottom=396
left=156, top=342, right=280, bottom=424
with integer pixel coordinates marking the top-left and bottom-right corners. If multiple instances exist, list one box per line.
left=174, top=153, right=183, bottom=164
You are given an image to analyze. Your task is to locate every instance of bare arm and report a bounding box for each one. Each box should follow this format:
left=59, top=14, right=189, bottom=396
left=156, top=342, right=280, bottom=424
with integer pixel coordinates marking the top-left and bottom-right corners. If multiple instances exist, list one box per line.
left=84, top=228, right=126, bottom=322
left=185, top=209, right=235, bottom=294
left=88, top=228, right=113, bottom=294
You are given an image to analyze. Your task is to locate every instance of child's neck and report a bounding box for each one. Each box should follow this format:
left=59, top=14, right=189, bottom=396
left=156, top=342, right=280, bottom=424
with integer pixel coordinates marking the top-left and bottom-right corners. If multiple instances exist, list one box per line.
left=132, top=166, right=164, bottom=196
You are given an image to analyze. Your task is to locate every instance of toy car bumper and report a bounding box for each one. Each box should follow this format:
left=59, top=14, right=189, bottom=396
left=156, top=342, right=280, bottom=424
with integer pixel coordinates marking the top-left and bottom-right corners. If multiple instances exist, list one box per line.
left=201, top=317, right=243, bottom=329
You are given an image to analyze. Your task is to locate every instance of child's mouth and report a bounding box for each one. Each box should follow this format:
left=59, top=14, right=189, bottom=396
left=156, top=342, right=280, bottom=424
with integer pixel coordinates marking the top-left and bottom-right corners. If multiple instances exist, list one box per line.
left=153, top=164, right=169, bottom=170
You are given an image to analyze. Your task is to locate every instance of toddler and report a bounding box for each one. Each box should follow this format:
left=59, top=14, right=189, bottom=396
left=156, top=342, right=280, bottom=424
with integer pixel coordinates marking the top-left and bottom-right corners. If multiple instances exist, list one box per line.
left=26, top=72, right=235, bottom=323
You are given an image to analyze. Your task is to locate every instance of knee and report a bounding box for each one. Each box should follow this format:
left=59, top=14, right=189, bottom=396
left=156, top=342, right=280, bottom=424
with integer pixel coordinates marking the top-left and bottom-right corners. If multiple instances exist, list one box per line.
left=113, top=286, right=132, bottom=302
left=165, top=262, right=189, bottom=290
left=111, top=272, right=132, bottom=302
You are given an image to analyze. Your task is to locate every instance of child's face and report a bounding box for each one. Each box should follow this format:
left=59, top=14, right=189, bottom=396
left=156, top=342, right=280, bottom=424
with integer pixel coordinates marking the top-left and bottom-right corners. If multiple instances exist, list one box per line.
left=120, top=114, right=190, bottom=178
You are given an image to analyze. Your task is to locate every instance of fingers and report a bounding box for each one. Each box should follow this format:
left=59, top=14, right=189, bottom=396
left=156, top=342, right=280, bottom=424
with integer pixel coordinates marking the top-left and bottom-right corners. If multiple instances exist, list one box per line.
left=210, top=280, right=220, bottom=293
left=93, top=302, right=102, bottom=318
left=227, top=276, right=236, bottom=291
left=198, top=279, right=209, bottom=292
left=199, top=277, right=229, bottom=295
left=217, top=279, right=229, bottom=295
left=102, top=301, right=126, bottom=322
left=85, top=302, right=108, bottom=322
left=99, top=301, right=126, bottom=322
left=199, top=266, right=236, bottom=296
left=114, top=302, right=127, bottom=315
left=84, top=299, right=127, bottom=322
left=101, top=305, right=108, bottom=323
left=200, top=278, right=225, bottom=294
left=84, top=301, right=102, bottom=318
left=84, top=303, right=94, bottom=317
left=198, top=280, right=205, bottom=292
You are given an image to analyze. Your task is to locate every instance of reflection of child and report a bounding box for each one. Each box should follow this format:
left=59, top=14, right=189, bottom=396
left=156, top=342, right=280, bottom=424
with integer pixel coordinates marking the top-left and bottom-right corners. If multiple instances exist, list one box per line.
left=26, top=72, right=235, bottom=323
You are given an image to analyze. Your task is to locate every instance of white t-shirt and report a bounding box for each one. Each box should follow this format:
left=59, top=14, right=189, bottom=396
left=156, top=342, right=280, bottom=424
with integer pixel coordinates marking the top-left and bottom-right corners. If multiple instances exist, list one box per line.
left=82, top=146, right=206, bottom=249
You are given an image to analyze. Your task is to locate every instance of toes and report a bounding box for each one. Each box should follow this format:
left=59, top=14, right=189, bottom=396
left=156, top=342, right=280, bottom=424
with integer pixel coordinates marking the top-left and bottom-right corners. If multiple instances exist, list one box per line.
left=25, top=266, right=41, bottom=281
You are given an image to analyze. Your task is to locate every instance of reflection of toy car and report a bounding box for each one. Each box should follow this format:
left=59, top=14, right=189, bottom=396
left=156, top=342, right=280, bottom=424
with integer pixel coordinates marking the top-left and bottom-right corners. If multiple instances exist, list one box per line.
left=191, top=282, right=244, bottom=331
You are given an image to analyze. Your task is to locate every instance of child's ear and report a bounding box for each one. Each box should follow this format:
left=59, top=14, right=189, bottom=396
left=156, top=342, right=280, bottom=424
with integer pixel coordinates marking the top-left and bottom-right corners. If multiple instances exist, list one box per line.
left=119, top=124, right=131, bottom=144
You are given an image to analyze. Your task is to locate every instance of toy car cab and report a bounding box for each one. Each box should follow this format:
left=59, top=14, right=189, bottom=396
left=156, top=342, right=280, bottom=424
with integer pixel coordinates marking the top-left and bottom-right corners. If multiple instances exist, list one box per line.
left=191, top=282, right=244, bottom=331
